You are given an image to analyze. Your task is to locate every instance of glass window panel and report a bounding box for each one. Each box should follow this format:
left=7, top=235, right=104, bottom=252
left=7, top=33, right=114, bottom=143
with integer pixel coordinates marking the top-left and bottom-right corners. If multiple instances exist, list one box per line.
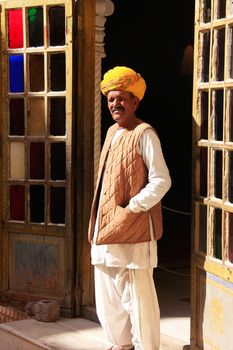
left=29, top=98, right=45, bottom=136
left=50, top=187, right=65, bottom=223
left=199, top=204, right=207, bottom=253
left=200, top=31, right=210, bottom=82
left=229, top=151, right=233, bottom=203
left=200, top=91, right=208, bottom=139
left=9, top=55, right=24, bottom=93
left=10, top=142, right=25, bottom=179
left=50, top=142, right=66, bottom=180
left=10, top=99, right=24, bottom=135
left=229, top=212, right=233, bottom=263
left=30, top=142, right=45, bottom=179
left=216, top=0, right=226, bottom=18
left=29, top=54, right=44, bottom=92
left=200, top=147, right=208, bottom=196
left=201, top=0, right=211, bottom=23
left=212, top=90, right=223, bottom=141
left=50, top=53, right=65, bottom=91
left=214, top=150, right=222, bottom=199
left=10, top=185, right=25, bottom=221
left=28, top=7, right=44, bottom=47
left=212, top=29, right=225, bottom=81
left=30, top=185, right=44, bottom=223
left=50, top=98, right=66, bottom=135
left=230, top=27, right=233, bottom=78
left=49, top=6, right=65, bottom=46
left=229, top=90, right=233, bottom=141
left=229, top=0, right=233, bottom=17
left=213, top=208, right=222, bottom=259
left=8, top=9, right=23, bottom=48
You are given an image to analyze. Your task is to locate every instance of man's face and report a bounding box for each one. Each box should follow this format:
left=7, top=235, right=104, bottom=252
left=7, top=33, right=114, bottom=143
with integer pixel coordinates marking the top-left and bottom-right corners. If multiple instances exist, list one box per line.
left=107, top=90, right=139, bottom=127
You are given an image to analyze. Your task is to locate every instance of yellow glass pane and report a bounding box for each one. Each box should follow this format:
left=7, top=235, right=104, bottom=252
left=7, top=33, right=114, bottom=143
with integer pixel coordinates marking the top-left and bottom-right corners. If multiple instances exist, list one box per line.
left=29, top=98, right=45, bottom=136
left=10, top=142, right=25, bottom=179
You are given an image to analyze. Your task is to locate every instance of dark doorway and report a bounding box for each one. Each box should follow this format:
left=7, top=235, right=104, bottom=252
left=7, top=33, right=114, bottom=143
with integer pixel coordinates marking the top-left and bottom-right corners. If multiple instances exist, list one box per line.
left=101, top=0, right=194, bottom=267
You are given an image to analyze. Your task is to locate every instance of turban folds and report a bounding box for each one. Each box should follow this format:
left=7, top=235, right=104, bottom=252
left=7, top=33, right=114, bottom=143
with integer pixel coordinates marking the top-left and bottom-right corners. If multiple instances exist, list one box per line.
left=100, top=66, right=146, bottom=101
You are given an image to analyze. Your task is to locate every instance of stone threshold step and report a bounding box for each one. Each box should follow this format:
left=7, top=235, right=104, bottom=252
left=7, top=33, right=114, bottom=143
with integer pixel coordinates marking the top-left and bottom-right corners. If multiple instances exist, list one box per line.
left=0, top=317, right=111, bottom=350
left=0, top=317, right=190, bottom=350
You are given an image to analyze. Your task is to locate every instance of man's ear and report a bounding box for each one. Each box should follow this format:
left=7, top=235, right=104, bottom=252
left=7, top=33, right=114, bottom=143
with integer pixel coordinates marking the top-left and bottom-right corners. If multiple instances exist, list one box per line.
left=134, top=96, right=140, bottom=108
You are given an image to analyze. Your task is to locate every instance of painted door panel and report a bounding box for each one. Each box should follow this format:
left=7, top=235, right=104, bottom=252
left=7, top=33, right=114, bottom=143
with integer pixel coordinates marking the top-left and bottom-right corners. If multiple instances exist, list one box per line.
left=0, top=0, right=74, bottom=316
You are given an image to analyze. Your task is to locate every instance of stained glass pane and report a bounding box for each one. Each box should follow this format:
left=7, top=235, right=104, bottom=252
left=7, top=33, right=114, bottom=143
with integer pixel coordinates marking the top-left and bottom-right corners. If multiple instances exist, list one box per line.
left=29, top=98, right=45, bottom=136
left=199, top=204, right=207, bottom=253
left=10, top=185, right=25, bottom=221
left=28, top=7, right=44, bottom=47
left=229, top=151, right=233, bottom=203
left=9, top=55, right=24, bottom=93
left=50, top=53, right=65, bottom=91
left=213, top=208, right=222, bottom=260
left=10, top=99, right=24, bottom=135
left=49, top=6, right=65, bottom=46
left=229, top=90, right=233, bottom=141
left=201, top=0, right=211, bottom=23
left=30, top=142, right=45, bottom=179
left=50, top=187, right=65, bottom=223
left=229, top=0, right=233, bottom=17
left=200, top=147, right=207, bottom=197
left=8, top=9, right=23, bottom=49
left=229, top=212, right=233, bottom=263
left=214, top=150, right=222, bottom=199
left=51, top=142, right=66, bottom=180
left=50, top=98, right=66, bottom=135
left=10, top=142, right=25, bottom=179
left=216, top=0, right=226, bottom=19
left=30, top=185, right=44, bottom=222
left=29, top=54, right=44, bottom=92
left=212, top=90, right=223, bottom=141
left=212, top=29, right=225, bottom=81
left=200, top=91, right=208, bottom=139
left=201, top=32, right=210, bottom=82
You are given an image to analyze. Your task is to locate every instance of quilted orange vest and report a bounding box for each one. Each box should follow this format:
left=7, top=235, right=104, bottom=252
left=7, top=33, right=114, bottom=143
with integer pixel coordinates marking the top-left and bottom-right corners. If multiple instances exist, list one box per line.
left=88, top=121, right=163, bottom=244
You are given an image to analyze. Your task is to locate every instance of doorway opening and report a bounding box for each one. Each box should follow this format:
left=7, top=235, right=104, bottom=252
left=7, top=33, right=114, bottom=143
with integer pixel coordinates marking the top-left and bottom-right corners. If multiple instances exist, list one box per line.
left=101, top=0, right=194, bottom=271
left=101, top=0, right=195, bottom=344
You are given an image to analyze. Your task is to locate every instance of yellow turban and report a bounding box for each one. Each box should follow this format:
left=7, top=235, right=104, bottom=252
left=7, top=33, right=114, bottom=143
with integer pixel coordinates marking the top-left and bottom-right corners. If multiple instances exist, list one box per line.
left=100, top=66, right=146, bottom=101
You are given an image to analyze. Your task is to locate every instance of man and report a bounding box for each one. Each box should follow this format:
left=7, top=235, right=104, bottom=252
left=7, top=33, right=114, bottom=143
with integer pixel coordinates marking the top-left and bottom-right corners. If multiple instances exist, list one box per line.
left=88, top=66, right=171, bottom=350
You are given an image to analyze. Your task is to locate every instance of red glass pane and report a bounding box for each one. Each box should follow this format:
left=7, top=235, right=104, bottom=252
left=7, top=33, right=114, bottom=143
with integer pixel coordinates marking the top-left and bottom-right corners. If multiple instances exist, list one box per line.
left=10, top=185, right=25, bottom=221
left=8, top=9, right=23, bottom=49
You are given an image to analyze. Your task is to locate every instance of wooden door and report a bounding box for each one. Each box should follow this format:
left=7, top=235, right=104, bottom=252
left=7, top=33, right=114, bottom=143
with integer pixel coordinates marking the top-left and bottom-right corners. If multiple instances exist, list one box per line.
left=192, top=0, right=233, bottom=348
left=0, top=0, right=74, bottom=316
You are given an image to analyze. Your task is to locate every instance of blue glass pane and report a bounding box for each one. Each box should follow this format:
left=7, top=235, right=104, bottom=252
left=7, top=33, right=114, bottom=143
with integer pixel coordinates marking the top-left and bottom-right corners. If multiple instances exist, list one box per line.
left=9, top=54, right=24, bottom=92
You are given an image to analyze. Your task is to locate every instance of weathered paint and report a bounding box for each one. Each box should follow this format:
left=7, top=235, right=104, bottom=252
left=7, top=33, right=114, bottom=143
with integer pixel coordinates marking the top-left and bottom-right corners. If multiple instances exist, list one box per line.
left=202, top=273, right=233, bottom=349
left=10, top=234, right=65, bottom=294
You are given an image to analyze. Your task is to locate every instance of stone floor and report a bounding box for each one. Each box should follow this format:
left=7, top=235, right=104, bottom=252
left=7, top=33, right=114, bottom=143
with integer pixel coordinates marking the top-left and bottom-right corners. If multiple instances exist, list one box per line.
left=0, top=264, right=191, bottom=350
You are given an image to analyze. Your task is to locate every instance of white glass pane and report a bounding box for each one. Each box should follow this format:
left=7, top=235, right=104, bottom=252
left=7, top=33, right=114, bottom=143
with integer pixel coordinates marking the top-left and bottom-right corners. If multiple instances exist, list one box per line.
left=10, top=142, right=25, bottom=179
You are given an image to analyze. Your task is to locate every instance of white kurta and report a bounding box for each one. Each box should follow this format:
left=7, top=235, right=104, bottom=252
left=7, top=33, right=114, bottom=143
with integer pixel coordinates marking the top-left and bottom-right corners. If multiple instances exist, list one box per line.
left=91, top=127, right=172, bottom=269
left=92, top=127, right=171, bottom=350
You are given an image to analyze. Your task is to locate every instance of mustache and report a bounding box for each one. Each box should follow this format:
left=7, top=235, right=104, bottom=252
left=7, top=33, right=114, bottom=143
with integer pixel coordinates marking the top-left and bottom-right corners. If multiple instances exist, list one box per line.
left=112, top=106, right=125, bottom=112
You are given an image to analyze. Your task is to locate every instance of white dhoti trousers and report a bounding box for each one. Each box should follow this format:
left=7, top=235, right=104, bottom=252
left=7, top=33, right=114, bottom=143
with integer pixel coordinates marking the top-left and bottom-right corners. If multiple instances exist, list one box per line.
left=94, top=265, right=160, bottom=350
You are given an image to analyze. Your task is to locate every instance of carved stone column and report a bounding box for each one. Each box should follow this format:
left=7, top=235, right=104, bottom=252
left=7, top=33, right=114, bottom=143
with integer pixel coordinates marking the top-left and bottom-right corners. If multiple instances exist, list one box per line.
left=95, top=0, right=114, bottom=182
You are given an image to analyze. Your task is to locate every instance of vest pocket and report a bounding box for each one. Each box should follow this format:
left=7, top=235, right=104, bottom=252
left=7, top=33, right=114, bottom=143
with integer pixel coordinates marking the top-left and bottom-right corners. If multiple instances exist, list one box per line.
left=97, top=205, right=151, bottom=244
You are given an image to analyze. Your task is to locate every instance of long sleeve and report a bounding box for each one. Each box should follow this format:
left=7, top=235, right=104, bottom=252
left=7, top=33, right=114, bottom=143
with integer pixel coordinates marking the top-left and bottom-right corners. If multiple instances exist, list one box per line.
left=129, top=128, right=171, bottom=213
